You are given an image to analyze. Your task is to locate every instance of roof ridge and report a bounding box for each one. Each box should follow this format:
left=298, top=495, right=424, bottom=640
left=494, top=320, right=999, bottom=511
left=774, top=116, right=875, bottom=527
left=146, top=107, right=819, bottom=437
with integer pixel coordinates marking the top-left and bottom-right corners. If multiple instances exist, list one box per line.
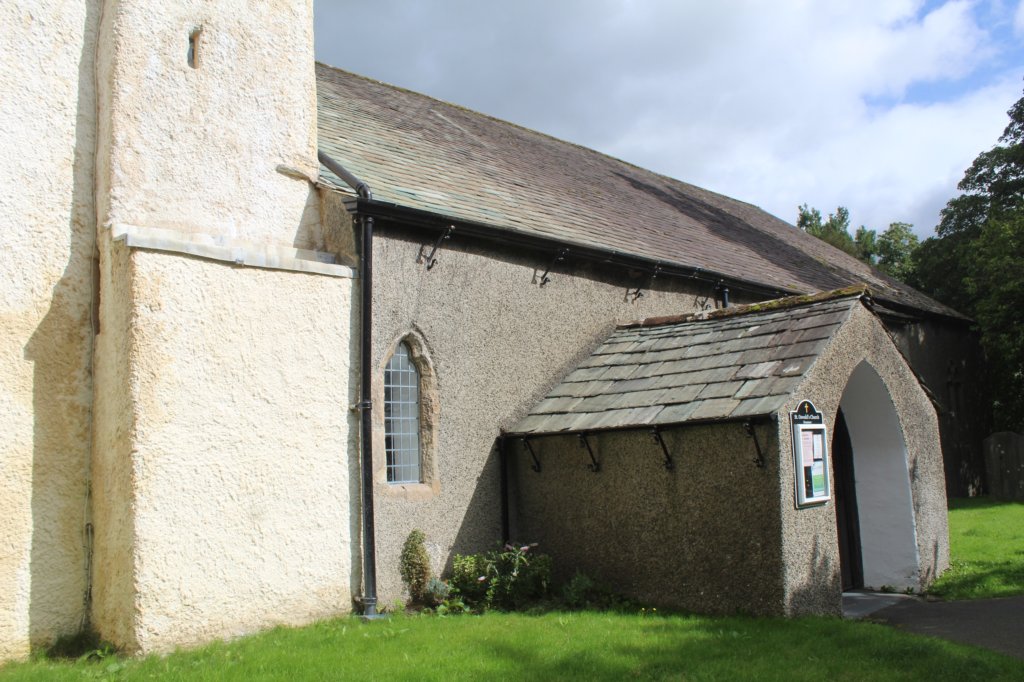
left=620, top=286, right=870, bottom=329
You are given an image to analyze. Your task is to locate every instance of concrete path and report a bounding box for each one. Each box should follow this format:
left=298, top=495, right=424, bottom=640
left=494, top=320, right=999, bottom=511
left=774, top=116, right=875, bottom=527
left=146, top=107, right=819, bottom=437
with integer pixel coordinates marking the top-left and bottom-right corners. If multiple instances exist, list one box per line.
left=844, top=591, right=1024, bottom=660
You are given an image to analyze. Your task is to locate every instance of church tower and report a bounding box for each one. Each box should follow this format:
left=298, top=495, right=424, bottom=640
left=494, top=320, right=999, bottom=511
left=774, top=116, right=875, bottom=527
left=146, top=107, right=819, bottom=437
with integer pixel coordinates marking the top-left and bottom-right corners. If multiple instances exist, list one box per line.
left=86, top=1, right=356, bottom=654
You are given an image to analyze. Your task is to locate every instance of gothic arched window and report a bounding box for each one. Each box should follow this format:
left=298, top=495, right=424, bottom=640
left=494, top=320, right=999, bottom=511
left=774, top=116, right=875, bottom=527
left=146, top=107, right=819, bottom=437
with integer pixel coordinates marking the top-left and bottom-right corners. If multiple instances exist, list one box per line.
left=384, top=342, right=421, bottom=483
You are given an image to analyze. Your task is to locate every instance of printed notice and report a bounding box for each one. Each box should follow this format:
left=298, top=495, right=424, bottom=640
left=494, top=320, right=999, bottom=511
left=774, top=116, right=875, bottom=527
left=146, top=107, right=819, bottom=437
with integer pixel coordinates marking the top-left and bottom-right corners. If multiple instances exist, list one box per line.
left=811, top=460, right=826, bottom=497
left=801, top=431, right=815, bottom=466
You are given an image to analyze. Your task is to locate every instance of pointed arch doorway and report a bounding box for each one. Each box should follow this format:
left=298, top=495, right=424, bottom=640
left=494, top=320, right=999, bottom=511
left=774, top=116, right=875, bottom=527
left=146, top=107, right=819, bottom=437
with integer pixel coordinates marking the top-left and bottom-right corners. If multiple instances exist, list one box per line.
left=834, top=361, right=921, bottom=591
left=832, top=408, right=863, bottom=590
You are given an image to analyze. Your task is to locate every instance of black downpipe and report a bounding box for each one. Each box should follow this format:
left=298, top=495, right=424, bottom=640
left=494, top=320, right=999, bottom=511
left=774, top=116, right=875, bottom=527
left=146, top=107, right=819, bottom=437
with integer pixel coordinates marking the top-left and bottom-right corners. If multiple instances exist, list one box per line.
left=358, top=213, right=377, bottom=617
left=318, top=150, right=378, bottom=616
left=499, top=436, right=510, bottom=543
left=721, top=286, right=730, bottom=308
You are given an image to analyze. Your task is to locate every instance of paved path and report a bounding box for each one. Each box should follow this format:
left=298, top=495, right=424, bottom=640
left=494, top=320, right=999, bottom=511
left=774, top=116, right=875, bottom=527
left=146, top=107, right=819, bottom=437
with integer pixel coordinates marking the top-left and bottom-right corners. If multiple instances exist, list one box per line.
left=848, top=593, right=1024, bottom=660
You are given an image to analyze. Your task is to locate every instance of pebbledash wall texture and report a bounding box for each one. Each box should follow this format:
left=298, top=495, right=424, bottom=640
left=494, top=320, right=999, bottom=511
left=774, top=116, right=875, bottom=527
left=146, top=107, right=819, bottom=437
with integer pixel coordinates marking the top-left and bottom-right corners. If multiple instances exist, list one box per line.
left=365, top=225, right=742, bottom=604
left=508, top=299, right=948, bottom=617
left=778, top=303, right=947, bottom=614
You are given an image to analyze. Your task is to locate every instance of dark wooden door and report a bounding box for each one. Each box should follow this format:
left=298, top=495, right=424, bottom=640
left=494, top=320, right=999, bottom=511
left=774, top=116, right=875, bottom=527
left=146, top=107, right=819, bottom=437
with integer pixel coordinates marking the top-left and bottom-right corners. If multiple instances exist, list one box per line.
left=833, top=408, right=863, bottom=590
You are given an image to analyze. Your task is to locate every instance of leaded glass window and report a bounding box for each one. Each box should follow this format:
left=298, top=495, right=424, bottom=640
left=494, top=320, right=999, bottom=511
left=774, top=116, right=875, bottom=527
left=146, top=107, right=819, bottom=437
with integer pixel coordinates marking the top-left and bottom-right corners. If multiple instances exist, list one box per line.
left=384, top=342, right=421, bottom=483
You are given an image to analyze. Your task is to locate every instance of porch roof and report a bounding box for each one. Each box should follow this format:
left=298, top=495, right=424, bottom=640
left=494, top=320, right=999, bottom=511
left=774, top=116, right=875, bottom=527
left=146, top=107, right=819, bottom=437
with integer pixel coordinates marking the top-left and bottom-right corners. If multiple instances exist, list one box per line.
left=508, top=290, right=865, bottom=436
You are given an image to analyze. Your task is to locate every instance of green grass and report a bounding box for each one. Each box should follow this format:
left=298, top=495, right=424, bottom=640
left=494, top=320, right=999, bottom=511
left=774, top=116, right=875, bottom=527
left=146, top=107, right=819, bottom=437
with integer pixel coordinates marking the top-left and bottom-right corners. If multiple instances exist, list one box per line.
left=928, top=497, right=1024, bottom=600
left=5, top=498, right=1023, bottom=680
left=3, top=611, right=1023, bottom=681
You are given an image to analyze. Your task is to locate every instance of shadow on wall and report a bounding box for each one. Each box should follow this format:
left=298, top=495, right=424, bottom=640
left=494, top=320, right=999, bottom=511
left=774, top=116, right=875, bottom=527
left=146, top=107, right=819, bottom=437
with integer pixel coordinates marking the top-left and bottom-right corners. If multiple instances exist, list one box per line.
left=444, top=442, right=505, bottom=571
left=22, top=0, right=99, bottom=646
left=786, top=536, right=841, bottom=616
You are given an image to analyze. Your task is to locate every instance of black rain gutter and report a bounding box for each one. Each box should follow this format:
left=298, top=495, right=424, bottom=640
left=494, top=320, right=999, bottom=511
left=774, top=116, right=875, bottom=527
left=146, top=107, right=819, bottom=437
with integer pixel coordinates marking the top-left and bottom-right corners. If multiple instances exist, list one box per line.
left=337, top=193, right=796, bottom=301
left=318, top=150, right=378, bottom=617
left=325, top=188, right=970, bottom=325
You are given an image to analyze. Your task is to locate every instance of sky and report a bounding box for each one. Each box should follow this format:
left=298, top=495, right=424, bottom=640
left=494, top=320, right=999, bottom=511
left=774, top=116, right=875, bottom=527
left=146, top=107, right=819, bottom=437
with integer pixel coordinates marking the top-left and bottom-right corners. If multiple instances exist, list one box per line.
left=313, top=1, right=1024, bottom=238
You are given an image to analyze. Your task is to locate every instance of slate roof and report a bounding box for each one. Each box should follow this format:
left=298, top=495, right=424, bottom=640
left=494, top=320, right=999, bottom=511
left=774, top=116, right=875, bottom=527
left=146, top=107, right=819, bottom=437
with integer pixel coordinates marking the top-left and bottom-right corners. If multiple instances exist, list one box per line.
left=507, top=293, right=864, bottom=436
left=316, top=63, right=962, bottom=319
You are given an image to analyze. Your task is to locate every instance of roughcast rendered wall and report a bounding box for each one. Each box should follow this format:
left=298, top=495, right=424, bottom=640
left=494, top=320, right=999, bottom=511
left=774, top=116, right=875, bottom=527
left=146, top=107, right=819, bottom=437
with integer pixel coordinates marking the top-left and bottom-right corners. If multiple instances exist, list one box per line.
left=511, top=424, right=785, bottom=615
left=95, top=1, right=319, bottom=247
left=0, top=0, right=99, bottom=659
left=91, top=248, right=356, bottom=653
left=779, top=304, right=948, bottom=615
left=369, top=225, right=742, bottom=604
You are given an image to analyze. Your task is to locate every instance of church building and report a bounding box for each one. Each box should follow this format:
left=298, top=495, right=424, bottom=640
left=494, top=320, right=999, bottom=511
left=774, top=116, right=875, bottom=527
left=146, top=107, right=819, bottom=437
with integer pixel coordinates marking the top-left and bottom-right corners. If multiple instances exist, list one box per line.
left=1, top=0, right=979, bottom=660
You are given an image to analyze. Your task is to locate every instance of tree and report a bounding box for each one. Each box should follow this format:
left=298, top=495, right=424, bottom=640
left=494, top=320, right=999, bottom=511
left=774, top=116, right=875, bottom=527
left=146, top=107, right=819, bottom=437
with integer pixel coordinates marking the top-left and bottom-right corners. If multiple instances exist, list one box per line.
left=797, top=204, right=857, bottom=257
left=796, top=205, right=921, bottom=283
left=853, top=226, right=878, bottom=263
left=913, top=86, right=1024, bottom=429
left=875, top=222, right=919, bottom=281
left=967, top=215, right=1024, bottom=426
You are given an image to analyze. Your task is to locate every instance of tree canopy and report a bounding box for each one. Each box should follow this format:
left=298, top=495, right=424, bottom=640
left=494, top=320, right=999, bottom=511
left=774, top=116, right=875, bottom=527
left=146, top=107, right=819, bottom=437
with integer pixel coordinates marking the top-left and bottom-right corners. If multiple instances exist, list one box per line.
left=796, top=205, right=919, bottom=282
left=796, top=85, right=1024, bottom=429
left=912, top=86, right=1024, bottom=430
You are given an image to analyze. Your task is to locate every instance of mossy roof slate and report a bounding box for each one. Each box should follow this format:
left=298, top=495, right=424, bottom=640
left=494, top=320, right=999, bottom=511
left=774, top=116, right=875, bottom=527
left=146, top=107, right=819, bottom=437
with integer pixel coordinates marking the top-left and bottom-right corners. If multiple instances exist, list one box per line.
left=316, top=63, right=960, bottom=319
left=507, top=294, right=864, bottom=436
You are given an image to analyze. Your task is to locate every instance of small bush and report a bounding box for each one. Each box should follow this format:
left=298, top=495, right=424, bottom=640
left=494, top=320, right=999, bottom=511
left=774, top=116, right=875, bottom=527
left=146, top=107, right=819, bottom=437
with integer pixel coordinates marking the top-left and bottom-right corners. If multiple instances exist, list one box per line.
left=561, top=570, right=639, bottom=611
left=450, top=542, right=551, bottom=611
left=435, top=596, right=467, bottom=616
left=562, top=571, right=597, bottom=609
left=423, top=576, right=450, bottom=606
left=400, top=529, right=432, bottom=605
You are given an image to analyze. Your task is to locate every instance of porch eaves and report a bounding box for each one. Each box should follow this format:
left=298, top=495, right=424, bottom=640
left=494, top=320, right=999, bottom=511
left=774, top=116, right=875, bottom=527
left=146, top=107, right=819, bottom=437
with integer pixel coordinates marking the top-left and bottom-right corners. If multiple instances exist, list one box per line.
left=507, top=293, right=864, bottom=437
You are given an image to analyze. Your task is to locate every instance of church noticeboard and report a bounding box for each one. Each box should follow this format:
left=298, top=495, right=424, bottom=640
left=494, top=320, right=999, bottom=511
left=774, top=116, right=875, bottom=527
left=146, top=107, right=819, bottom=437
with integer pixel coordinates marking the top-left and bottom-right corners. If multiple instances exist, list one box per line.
left=791, top=400, right=831, bottom=507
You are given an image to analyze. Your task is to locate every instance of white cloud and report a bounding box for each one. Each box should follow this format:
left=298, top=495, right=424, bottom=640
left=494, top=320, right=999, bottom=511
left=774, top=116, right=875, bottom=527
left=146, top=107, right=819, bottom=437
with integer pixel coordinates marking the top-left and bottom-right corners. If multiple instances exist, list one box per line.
left=314, top=0, right=1024, bottom=237
left=1015, top=0, right=1024, bottom=35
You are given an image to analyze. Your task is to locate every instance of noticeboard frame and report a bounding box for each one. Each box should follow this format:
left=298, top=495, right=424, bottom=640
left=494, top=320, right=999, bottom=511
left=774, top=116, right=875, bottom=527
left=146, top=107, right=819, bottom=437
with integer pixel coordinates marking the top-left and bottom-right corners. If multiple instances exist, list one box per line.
left=791, top=400, right=831, bottom=507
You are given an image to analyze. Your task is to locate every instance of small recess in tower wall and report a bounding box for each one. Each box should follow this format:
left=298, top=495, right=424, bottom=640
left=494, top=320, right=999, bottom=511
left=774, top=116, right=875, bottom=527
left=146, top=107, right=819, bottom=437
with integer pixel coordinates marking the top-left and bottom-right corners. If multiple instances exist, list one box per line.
left=188, top=28, right=202, bottom=68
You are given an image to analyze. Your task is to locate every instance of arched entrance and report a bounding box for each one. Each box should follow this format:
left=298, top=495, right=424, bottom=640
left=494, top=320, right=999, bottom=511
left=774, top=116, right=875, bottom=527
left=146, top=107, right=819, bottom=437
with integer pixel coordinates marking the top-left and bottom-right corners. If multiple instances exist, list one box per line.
left=835, top=361, right=920, bottom=590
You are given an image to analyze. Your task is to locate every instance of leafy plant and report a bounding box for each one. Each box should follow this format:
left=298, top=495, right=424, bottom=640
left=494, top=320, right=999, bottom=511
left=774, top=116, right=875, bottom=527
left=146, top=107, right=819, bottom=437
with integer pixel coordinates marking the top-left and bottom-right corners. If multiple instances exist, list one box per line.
left=423, top=576, right=450, bottom=606
left=399, top=529, right=432, bottom=605
left=435, top=596, right=467, bottom=616
left=450, top=542, right=551, bottom=611
left=562, top=570, right=598, bottom=609
left=561, top=570, right=637, bottom=611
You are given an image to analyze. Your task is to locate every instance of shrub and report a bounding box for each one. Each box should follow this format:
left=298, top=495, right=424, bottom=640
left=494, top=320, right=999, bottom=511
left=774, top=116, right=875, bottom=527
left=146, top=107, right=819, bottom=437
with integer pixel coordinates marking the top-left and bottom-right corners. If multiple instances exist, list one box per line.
left=423, top=576, right=450, bottom=606
left=449, top=543, right=551, bottom=611
left=400, top=529, right=432, bottom=605
left=561, top=570, right=638, bottom=611
left=562, top=571, right=597, bottom=609
left=435, top=596, right=467, bottom=616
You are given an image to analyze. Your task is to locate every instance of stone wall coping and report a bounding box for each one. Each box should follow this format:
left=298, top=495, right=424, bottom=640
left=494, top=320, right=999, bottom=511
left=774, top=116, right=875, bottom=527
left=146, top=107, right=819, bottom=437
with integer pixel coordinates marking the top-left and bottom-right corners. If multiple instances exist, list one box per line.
left=109, top=223, right=357, bottom=279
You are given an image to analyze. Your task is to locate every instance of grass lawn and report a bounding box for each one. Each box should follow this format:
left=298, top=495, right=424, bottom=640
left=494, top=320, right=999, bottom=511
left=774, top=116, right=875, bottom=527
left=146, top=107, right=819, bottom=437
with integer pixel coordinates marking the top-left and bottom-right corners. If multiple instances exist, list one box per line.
left=928, top=497, right=1024, bottom=600
left=5, top=497, right=1023, bottom=680
left=2, top=611, right=1023, bottom=682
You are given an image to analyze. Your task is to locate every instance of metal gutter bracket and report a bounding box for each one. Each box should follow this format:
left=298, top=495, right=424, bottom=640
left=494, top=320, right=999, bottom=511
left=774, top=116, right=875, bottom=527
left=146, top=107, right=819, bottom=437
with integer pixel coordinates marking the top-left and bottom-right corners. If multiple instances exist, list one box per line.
left=651, top=427, right=675, bottom=471
left=578, top=433, right=600, bottom=472
left=522, top=438, right=541, bottom=473
left=631, top=263, right=662, bottom=302
left=419, top=225, right=454, bottom=270
left=744, top=420, right=766, bottom=469
left=538, top=248, right=569, bottom=286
